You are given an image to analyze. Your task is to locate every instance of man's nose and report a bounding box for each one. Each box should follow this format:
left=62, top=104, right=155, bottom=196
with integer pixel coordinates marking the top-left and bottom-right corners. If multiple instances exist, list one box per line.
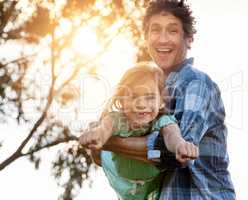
left=158, top=30, right=169, bottom=43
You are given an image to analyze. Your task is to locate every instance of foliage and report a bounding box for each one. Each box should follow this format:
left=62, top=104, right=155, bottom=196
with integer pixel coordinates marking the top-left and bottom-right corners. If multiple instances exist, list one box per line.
left=0, top=0, right=150, bottom=199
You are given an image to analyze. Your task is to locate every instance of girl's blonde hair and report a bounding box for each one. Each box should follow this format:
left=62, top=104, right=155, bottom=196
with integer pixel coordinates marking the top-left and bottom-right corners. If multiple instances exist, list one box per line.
left=102, top=62, right=165, bottom=117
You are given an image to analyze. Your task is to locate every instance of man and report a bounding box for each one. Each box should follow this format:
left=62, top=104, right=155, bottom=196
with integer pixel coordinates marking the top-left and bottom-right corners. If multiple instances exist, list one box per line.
left=102, top=0, right=235, bottom=199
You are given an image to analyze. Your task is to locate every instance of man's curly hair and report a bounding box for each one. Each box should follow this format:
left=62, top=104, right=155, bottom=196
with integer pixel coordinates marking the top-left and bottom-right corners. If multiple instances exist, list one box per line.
left=143, top=0, right=196, bottom=38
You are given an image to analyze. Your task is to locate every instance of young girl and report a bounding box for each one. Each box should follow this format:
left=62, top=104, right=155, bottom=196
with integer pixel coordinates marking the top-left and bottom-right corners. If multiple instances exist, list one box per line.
left=79, top=62, right=198, bottom=200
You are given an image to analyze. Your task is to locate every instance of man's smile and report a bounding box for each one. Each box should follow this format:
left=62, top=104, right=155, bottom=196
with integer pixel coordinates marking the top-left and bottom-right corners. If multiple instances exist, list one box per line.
left=156, top=48, right=172, bottom=53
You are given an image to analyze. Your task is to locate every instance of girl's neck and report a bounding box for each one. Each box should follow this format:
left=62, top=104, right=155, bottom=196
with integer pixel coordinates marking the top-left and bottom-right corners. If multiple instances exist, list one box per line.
left=128, top=121, right=150, bottom=130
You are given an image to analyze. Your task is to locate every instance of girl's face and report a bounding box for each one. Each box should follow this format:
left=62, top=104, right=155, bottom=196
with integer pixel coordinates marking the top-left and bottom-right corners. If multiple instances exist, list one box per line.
left=122, top=78, right=162, bottom=128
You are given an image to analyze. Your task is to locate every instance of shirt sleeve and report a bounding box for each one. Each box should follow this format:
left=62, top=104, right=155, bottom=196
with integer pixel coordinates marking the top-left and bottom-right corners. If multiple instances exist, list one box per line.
left=152, top=115, right=177, bottom=131
left=178, top=80, right=210, bottom=145
left=147, top=132, right=182, bottom=169
left=147, top=115, right=177, bottom=160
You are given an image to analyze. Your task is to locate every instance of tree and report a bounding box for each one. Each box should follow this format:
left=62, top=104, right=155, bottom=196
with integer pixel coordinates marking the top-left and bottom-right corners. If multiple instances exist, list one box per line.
left=0, top=0, right=150, bottom=199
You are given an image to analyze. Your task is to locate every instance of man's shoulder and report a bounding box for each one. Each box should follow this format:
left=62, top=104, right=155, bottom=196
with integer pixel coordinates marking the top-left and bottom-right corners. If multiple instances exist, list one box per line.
left=180, top=65, right=218, bottom=90
left=182, top=66, right=211, bottom=83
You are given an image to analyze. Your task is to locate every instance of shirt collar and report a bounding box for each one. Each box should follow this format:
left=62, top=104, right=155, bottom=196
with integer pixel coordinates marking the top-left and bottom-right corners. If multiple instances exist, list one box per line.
left=166, top=57, right=194, bottom=85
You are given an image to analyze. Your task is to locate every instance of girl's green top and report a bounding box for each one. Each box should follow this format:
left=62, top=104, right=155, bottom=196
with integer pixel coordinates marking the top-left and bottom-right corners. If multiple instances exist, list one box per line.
left=101, top=111, right=176, bottom=200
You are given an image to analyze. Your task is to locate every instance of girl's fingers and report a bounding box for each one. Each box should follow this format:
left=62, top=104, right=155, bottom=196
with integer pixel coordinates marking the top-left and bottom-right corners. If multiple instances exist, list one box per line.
left=186, top=143, right=198, bottom=159
left=180, top=142, right=198, bottom=160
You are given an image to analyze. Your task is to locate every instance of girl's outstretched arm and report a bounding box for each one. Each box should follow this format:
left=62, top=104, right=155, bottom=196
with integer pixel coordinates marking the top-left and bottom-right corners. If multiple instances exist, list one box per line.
left=79, top=115, right=114, bottom=150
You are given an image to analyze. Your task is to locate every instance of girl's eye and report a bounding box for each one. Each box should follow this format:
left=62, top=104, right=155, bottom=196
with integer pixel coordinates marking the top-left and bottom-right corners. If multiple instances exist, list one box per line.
left=146, top=95, right=156, bottom=100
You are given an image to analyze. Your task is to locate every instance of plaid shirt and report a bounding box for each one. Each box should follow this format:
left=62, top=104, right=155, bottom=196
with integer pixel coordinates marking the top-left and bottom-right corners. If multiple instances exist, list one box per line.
left=147, top=58, right=236, bottom=200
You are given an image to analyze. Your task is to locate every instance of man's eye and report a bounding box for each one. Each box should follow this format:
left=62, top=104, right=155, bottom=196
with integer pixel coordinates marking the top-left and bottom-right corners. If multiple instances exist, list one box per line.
left=169, top=29, right=178, bottom=34
left=151, top=28, right=160, bottom=33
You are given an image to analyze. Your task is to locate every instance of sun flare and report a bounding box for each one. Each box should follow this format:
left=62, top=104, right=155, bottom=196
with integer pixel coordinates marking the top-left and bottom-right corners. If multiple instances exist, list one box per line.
left=72, top=27, right=101, bottom=57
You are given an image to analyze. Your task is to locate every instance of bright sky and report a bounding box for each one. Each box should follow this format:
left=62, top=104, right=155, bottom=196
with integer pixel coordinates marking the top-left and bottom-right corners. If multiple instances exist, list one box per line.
left=0, top=0, right=248, bottom=199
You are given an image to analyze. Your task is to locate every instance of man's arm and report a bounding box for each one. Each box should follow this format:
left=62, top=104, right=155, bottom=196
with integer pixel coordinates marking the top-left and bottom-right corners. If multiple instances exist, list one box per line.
left=103, top=123, right=198, bottom=165
left=177, top=80, right=211, bottom=145
left=103, top=135, right=151, bottom=163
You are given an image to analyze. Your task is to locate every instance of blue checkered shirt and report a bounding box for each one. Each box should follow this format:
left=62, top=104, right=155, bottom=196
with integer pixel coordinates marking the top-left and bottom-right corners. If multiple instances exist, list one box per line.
left=147, top=58, right=236, bottom=200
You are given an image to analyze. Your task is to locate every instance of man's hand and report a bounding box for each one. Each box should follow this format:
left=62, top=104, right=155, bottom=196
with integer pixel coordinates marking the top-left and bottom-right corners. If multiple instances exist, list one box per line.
left=175, top=140, right=199, bottom=164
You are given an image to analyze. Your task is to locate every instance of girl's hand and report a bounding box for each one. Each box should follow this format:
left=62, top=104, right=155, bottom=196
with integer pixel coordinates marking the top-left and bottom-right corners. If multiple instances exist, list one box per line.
left=79, top=127, right=105, bottom=150
left=79, top=116, right=114, bottom=150
left=175, top=141, right=199, bottom=164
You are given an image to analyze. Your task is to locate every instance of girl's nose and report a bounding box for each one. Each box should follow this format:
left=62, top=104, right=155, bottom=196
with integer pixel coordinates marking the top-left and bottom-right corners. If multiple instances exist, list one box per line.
left=135, top=98, right=146, bottom=110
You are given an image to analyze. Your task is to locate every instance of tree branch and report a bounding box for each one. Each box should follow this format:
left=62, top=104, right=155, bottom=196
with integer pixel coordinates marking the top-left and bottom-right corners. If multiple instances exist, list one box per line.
left=0, top=5, right=135, bottom=171
left=21, top=135, right=78, bottom=157
left=0, top=53, right=37, bottom=68
left=0, top=2, right=17, bottom=35
left=0, top=17, right=57, bottom=171
left=0, top=112, right=47, bottom=170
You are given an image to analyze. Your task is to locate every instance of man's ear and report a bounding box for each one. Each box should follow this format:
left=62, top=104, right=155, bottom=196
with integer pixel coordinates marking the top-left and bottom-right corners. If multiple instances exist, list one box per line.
left=186, top=37, right=193, bottom=49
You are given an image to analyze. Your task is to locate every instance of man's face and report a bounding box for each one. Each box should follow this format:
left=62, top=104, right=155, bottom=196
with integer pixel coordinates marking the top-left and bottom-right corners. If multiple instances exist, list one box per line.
left=146, top=12, right=192, bottom=73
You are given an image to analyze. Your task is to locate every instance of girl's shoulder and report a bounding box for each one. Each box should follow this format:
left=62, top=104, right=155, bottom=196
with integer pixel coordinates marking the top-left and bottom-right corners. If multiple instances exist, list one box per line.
left=152, top=114, right=177, bottom=131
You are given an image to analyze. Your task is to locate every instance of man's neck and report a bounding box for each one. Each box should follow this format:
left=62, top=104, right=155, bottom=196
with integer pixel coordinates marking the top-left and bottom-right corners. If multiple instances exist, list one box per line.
left=164, top=58, right=188, bottom=75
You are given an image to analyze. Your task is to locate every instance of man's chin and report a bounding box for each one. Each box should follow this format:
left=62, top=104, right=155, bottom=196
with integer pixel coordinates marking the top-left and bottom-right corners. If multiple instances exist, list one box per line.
left=154, top=60, right=171, bottom=70
left=160, top=63, right=176, bottom=73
